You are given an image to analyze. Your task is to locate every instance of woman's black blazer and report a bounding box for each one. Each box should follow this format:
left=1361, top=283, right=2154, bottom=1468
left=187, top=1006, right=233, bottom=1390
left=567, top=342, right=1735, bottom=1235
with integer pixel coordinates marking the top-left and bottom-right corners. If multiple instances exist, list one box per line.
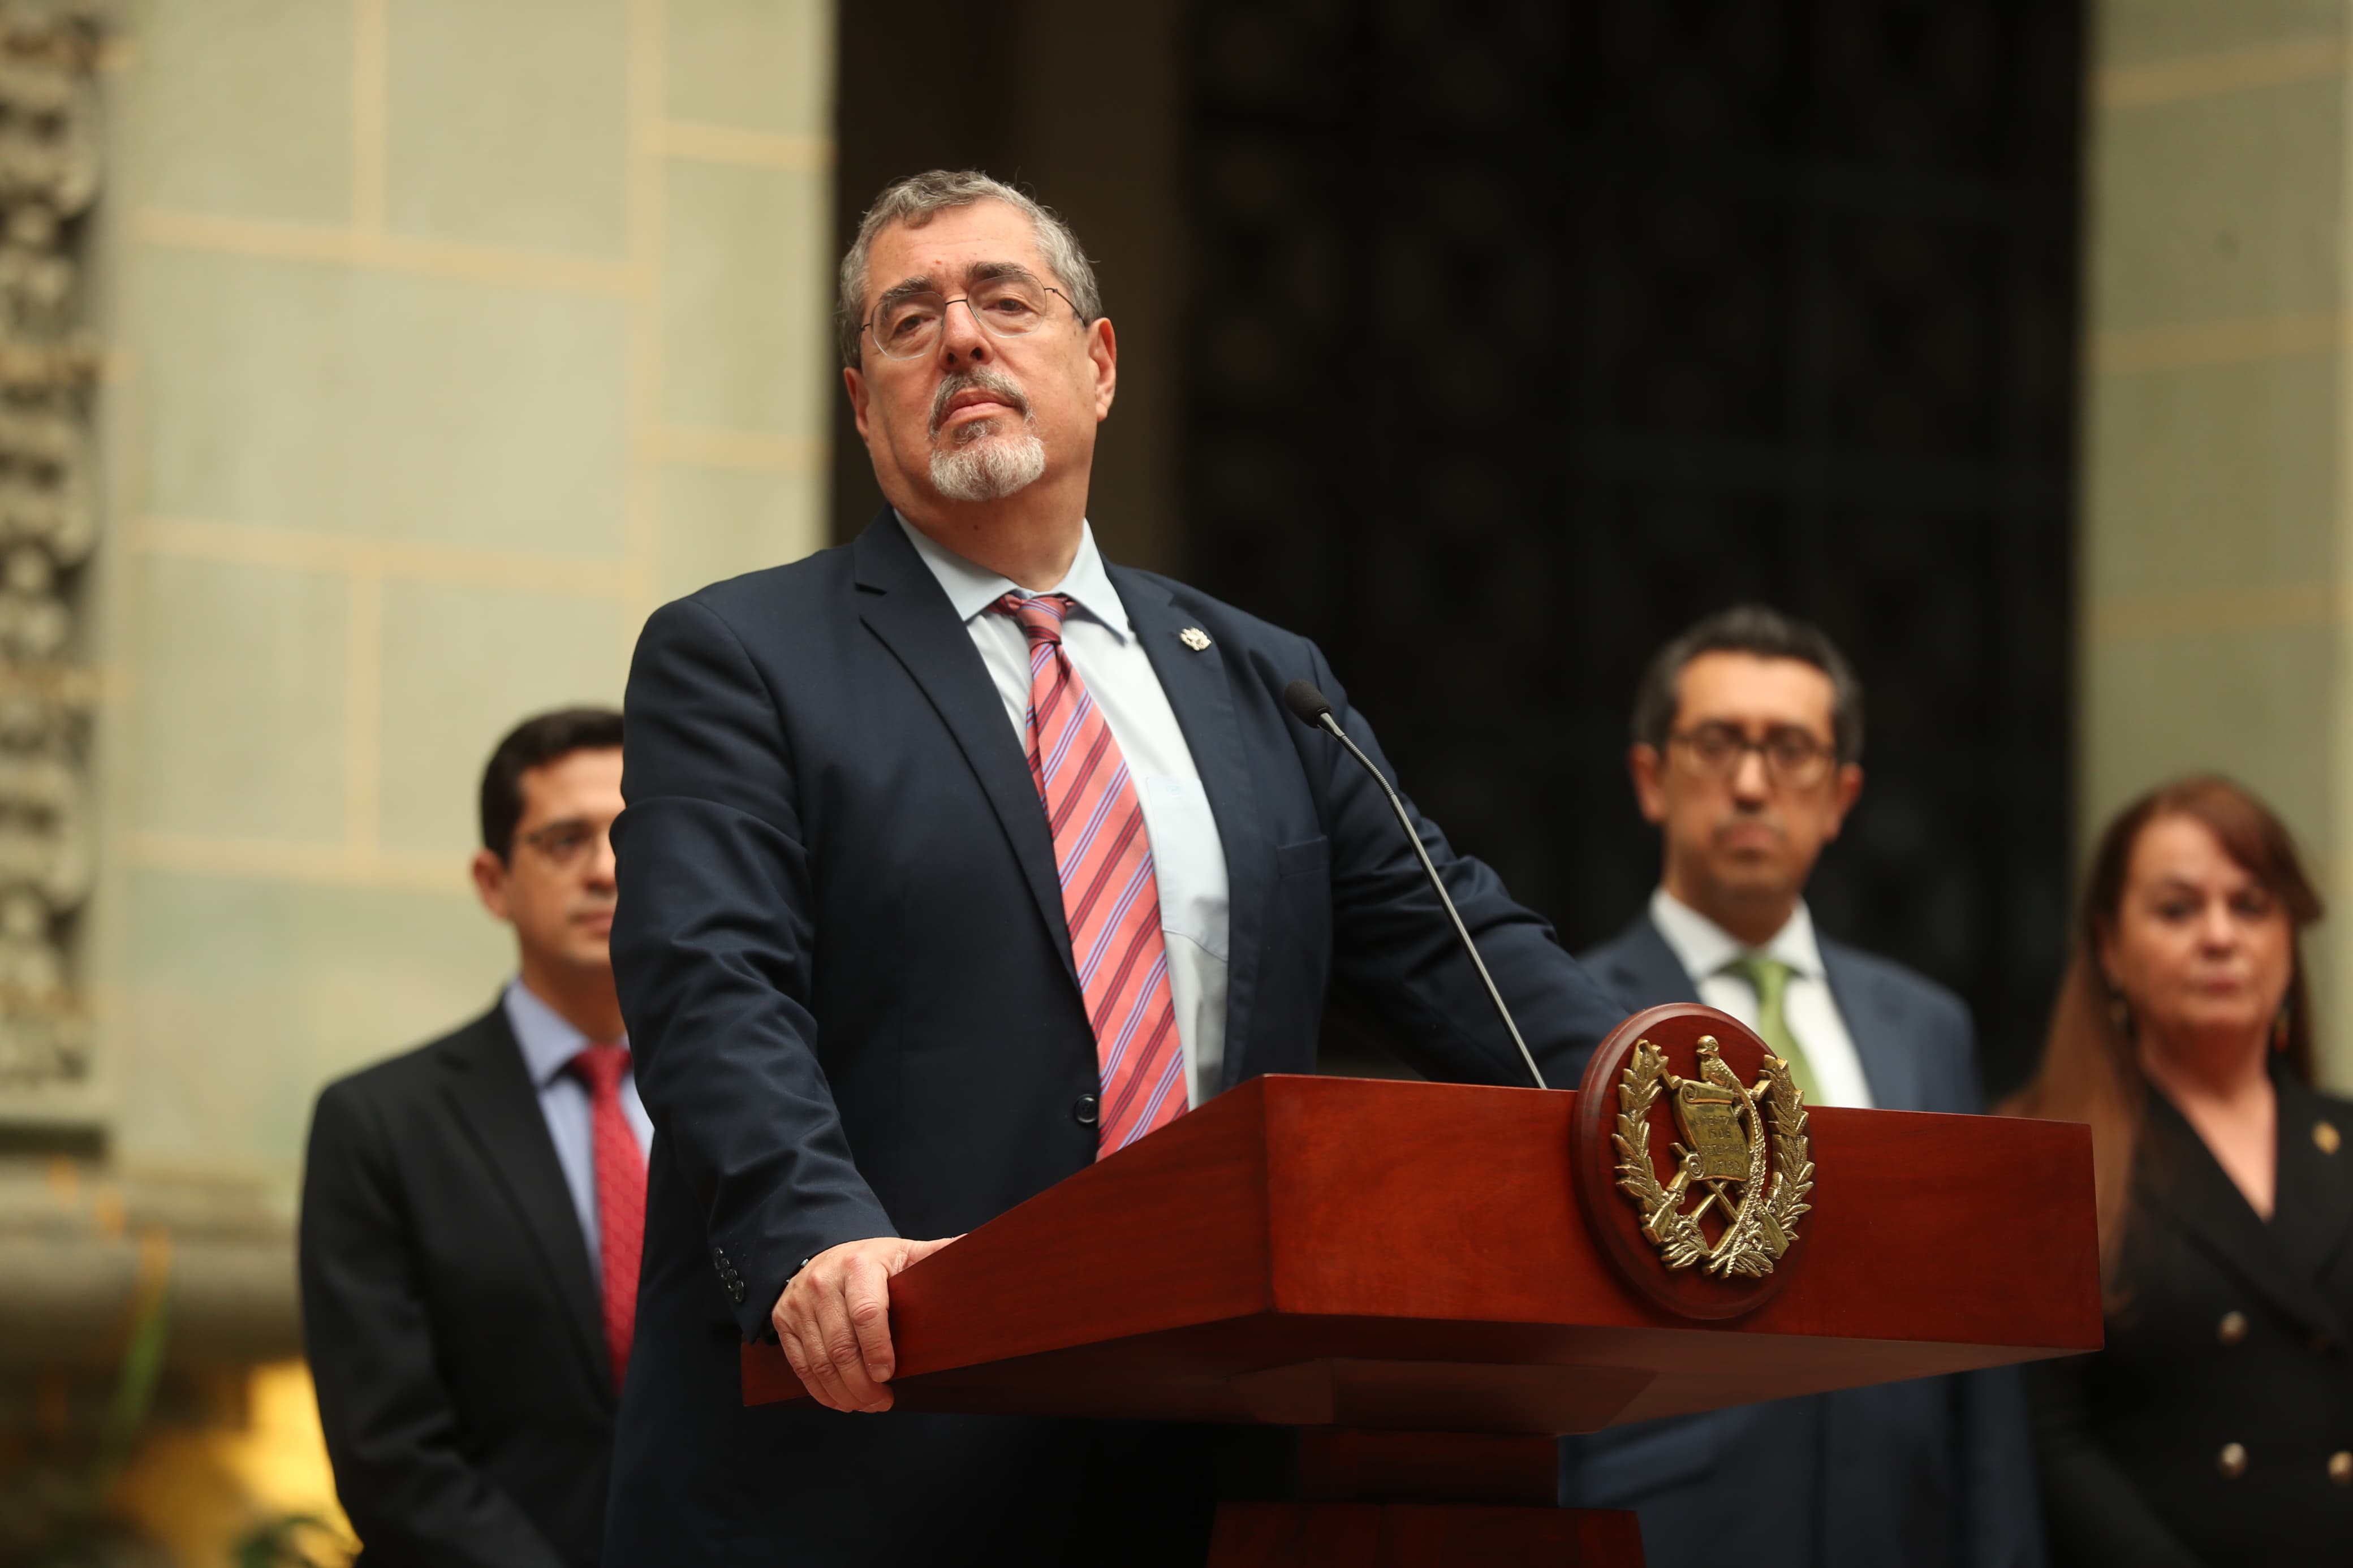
left=2031, top=1061, right=2353, bottom=1566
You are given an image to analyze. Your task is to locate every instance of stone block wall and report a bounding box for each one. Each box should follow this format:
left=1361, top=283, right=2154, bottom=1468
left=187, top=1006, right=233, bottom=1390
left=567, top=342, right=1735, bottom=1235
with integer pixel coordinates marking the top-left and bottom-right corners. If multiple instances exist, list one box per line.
left=26, top=0, right=836, bottom=1176
left=2, top=0, right=837, bottom=1394
left=2080, top=2, right=2353, bottom=1083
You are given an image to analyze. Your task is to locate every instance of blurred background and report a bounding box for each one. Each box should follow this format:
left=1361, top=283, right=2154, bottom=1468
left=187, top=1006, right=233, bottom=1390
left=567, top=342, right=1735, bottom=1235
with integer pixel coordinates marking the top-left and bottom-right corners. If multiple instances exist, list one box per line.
left=0, top=0, right=2334, bottom=1560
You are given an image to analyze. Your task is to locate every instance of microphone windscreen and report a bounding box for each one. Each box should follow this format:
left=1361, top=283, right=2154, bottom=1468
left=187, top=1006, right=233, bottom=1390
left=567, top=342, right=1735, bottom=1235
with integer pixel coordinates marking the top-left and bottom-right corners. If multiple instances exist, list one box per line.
left=1282, top=680, right=1334, bottom=727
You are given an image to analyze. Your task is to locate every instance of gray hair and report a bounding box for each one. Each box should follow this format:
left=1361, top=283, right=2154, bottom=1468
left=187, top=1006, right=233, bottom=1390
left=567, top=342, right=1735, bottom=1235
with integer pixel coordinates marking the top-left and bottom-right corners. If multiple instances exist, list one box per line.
left=836, top=170, right=1101, bottom=366
left=1632, top=604, right=1866, bottom=764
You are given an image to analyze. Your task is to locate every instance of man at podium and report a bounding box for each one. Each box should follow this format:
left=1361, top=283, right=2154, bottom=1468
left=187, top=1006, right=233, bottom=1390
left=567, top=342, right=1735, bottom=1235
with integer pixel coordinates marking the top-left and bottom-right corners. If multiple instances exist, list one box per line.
left=601, top=169, right=1628, bottom=1565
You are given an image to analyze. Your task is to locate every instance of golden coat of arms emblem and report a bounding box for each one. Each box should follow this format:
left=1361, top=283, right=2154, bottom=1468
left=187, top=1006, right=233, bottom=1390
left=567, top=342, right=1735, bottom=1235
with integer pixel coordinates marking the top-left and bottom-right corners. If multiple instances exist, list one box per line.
left=1611, top=1034, right=1813, bottom=1278
left=1571, top=1004, right=1817, bottom=1316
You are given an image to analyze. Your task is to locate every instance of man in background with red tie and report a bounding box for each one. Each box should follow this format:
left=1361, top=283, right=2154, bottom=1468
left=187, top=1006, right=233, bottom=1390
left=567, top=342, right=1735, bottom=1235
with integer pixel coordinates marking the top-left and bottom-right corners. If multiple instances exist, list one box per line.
left=604, top=170, right=1627, bottom=1565
left=300, top=707, right=645, bottom=1568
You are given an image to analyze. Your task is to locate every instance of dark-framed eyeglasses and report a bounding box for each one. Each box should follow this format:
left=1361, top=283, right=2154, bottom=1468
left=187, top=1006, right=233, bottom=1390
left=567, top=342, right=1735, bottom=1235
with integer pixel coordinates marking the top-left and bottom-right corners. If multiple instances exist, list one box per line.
left=865, top=277, right=1079, bottom=361
left=1666, top=724, right=1838, bottom=789
left=515, top=819, right=613, bottom=867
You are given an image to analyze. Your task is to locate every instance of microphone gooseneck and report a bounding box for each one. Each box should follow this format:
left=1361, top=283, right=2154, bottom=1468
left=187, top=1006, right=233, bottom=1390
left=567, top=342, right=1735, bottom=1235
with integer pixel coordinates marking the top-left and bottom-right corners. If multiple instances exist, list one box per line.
left=1282, top=680, right=1548, bottom=1091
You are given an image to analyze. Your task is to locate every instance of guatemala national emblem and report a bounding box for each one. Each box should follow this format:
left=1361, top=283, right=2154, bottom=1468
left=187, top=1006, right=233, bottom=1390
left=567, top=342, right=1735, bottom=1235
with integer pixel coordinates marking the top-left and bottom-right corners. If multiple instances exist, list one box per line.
left=1611, top=1033, right=1813, bottom=1278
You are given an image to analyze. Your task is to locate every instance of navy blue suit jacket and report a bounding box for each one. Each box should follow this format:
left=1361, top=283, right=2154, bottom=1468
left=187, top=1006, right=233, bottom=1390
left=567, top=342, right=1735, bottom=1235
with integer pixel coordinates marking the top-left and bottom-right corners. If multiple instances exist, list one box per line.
left=604, top=512, right=1627, bottom=1565
left=1557, top=913, right=2044, bottom=1568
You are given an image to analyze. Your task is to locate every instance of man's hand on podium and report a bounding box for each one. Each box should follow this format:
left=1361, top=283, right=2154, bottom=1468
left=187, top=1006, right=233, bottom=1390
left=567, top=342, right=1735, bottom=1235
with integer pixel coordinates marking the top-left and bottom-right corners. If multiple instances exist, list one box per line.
left=772, top=1235, right=958, bottom=1413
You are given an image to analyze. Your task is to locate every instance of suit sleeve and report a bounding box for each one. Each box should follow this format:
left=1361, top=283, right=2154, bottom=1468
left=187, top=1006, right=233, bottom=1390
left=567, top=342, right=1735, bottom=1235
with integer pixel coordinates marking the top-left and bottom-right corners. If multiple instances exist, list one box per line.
left=2026, top=1355, right=2203, bottom=1568
left=298, top=1084, right=568, bottom=1568
left=611, top=597, right=896, bottom=1342
left=1303, top=645, right=1626, bottom=1087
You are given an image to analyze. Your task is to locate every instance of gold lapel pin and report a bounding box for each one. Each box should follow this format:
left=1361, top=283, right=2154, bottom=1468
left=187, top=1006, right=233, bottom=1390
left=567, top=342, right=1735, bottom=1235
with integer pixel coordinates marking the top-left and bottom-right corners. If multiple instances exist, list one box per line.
left=2317, top=1120, right=2341, bottom=1156
left=1178, top=627, right=1212, bottom=651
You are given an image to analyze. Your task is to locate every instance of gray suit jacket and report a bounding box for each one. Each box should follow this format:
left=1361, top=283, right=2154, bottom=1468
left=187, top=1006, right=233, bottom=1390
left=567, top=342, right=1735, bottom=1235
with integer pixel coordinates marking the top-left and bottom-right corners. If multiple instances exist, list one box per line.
left=1557, top=913, right=2045, bottom=1568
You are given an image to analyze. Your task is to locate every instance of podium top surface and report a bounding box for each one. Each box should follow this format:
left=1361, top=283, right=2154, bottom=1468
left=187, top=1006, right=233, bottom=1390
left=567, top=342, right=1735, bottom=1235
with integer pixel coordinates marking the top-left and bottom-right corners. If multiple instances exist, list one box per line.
left=743, top=1074, right=2101, bottom=1434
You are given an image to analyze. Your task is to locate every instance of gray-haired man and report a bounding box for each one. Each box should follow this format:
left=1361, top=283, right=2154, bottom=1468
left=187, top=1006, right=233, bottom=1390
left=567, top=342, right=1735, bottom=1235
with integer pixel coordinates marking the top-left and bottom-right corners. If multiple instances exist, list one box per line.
left=602, top=171, right=1626, bottom=1563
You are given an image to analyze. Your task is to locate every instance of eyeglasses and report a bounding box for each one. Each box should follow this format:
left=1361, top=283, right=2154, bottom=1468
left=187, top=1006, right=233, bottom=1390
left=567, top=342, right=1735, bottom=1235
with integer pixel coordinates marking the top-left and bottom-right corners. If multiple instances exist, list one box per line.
left=865, top=277, right=1079, bottom=360
left=1666, top=724, right=1838, bottom=789
left=515, top=819, right=613, bottom=867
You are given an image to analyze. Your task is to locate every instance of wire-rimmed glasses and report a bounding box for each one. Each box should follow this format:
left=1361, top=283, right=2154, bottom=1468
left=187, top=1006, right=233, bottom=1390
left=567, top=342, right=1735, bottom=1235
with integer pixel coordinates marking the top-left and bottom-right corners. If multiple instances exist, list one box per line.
left=865, top=276, right=1078, bottom=360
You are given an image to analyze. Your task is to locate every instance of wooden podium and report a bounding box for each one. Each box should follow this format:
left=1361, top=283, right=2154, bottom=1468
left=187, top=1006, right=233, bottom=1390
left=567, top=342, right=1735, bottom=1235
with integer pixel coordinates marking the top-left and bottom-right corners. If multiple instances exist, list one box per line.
left=742, top=1049, right=2101, bottom=1565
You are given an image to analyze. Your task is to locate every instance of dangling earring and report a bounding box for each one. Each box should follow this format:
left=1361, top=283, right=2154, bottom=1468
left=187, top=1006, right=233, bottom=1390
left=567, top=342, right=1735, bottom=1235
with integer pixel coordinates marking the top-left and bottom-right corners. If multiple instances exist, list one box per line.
left=2108, top=994, right=2132, bottom=1036
left=2274, top=1005, right=2292, bottom=1052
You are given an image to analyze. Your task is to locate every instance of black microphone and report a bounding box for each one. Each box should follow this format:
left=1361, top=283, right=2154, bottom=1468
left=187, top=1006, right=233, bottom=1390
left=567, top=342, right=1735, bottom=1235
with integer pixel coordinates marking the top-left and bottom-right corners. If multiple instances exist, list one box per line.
left=1281, top=679, right=1548, bottom=1091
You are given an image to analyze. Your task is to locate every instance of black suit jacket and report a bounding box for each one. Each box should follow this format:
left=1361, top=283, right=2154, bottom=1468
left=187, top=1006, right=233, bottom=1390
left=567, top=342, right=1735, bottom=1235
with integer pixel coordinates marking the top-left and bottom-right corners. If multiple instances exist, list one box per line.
left=604, top=511, right=1627, bottom=1565
left=2031, top=1063, right=2353, bottom=1567
left=1557, top=913, right=2044, bottom=1568
left=299, top=1004, right=616, bottom=1567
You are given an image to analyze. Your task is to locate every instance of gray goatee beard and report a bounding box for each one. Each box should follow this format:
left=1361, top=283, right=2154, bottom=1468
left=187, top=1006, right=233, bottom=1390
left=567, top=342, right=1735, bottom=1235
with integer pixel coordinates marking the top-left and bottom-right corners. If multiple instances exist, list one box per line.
left=928, top=370, right=1048, bottom=502
left=932, top=433, right=1046, bottom=502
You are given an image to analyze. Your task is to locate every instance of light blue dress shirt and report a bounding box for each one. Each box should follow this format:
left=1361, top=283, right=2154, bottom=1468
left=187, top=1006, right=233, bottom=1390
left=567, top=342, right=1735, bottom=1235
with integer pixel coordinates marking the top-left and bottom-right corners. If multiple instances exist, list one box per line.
left=502, top=978, right=654, bottom=1266
left=897, top=513, right=1233, bottom=1108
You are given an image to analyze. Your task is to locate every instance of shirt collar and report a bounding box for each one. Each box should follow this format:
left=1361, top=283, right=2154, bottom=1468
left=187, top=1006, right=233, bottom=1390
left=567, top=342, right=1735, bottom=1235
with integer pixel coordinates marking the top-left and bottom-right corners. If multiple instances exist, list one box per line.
left=894, top=510, right=1132, bottom=642
left=1648, top=887, right=1827, bottom=983
left=502, top=978, right=624, bottom=1090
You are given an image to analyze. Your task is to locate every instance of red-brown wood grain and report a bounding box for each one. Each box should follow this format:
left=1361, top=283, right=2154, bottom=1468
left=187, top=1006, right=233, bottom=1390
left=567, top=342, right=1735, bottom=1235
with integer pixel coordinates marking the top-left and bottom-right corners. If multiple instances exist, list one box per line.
left=741, top=1072, right=2101, bottom=1433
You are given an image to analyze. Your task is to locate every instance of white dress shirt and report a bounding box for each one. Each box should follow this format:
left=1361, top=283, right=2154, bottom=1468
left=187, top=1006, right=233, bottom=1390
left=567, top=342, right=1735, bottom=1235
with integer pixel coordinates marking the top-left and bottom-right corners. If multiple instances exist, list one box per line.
left=1647, top=887, right=1875, bottom=1109
left=898, top=513, right=1232, bottom=1109
left=503, top=978, right=655, bottom=1265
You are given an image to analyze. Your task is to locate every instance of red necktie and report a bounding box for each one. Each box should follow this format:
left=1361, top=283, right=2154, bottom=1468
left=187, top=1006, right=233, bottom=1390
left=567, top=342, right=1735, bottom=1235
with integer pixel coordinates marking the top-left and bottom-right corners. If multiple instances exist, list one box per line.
left=992, top=593, right=1187, bottom=1156
left=566, top=1043, right=647, bottom=1388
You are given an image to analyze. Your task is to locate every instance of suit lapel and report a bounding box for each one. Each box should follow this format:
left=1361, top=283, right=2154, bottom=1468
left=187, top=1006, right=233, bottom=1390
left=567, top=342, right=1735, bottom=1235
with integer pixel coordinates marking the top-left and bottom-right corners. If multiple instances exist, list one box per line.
left=851, top=512, right=1078, bottom=991
left=1113, top=568, right=1268, bottom=1090
left=1597, top=915, right=1700, bottom=1009
left=437, top=1007, right=610, bottom=1401
left=1817, top=942, right=1923, bottom=1112
left=2269, top=1072, right=2353, bottom=1288
left=2139, top=1086, right=2349, bottom=1345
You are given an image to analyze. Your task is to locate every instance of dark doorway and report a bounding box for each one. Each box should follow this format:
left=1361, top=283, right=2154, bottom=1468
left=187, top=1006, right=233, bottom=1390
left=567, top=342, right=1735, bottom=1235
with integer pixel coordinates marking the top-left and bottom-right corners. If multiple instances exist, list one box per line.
left=1184, top=2, right=2084, bottom=1094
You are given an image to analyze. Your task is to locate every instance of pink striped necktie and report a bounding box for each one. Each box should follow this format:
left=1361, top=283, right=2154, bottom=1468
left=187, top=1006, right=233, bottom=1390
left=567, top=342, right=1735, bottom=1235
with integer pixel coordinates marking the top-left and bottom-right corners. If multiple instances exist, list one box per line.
left=991, top=592, right=1187, bottom=1157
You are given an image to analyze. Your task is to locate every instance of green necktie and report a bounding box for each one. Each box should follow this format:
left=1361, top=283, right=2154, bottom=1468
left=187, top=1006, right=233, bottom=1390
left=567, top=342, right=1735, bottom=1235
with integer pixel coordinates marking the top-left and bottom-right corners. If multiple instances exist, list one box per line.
left=1721, top=953, right=1822, bottom=1105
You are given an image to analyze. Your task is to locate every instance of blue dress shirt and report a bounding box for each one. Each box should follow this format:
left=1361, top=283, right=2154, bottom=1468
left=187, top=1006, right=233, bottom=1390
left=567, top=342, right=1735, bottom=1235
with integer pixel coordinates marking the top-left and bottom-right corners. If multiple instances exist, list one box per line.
left=502, top=978, right=654, bottom=1268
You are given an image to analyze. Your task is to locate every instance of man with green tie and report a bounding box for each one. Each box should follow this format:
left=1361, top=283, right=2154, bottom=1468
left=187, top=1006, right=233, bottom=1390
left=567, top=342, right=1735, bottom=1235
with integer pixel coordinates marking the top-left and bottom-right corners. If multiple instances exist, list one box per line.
left=1558, top=606, right=2042, bottom=1568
